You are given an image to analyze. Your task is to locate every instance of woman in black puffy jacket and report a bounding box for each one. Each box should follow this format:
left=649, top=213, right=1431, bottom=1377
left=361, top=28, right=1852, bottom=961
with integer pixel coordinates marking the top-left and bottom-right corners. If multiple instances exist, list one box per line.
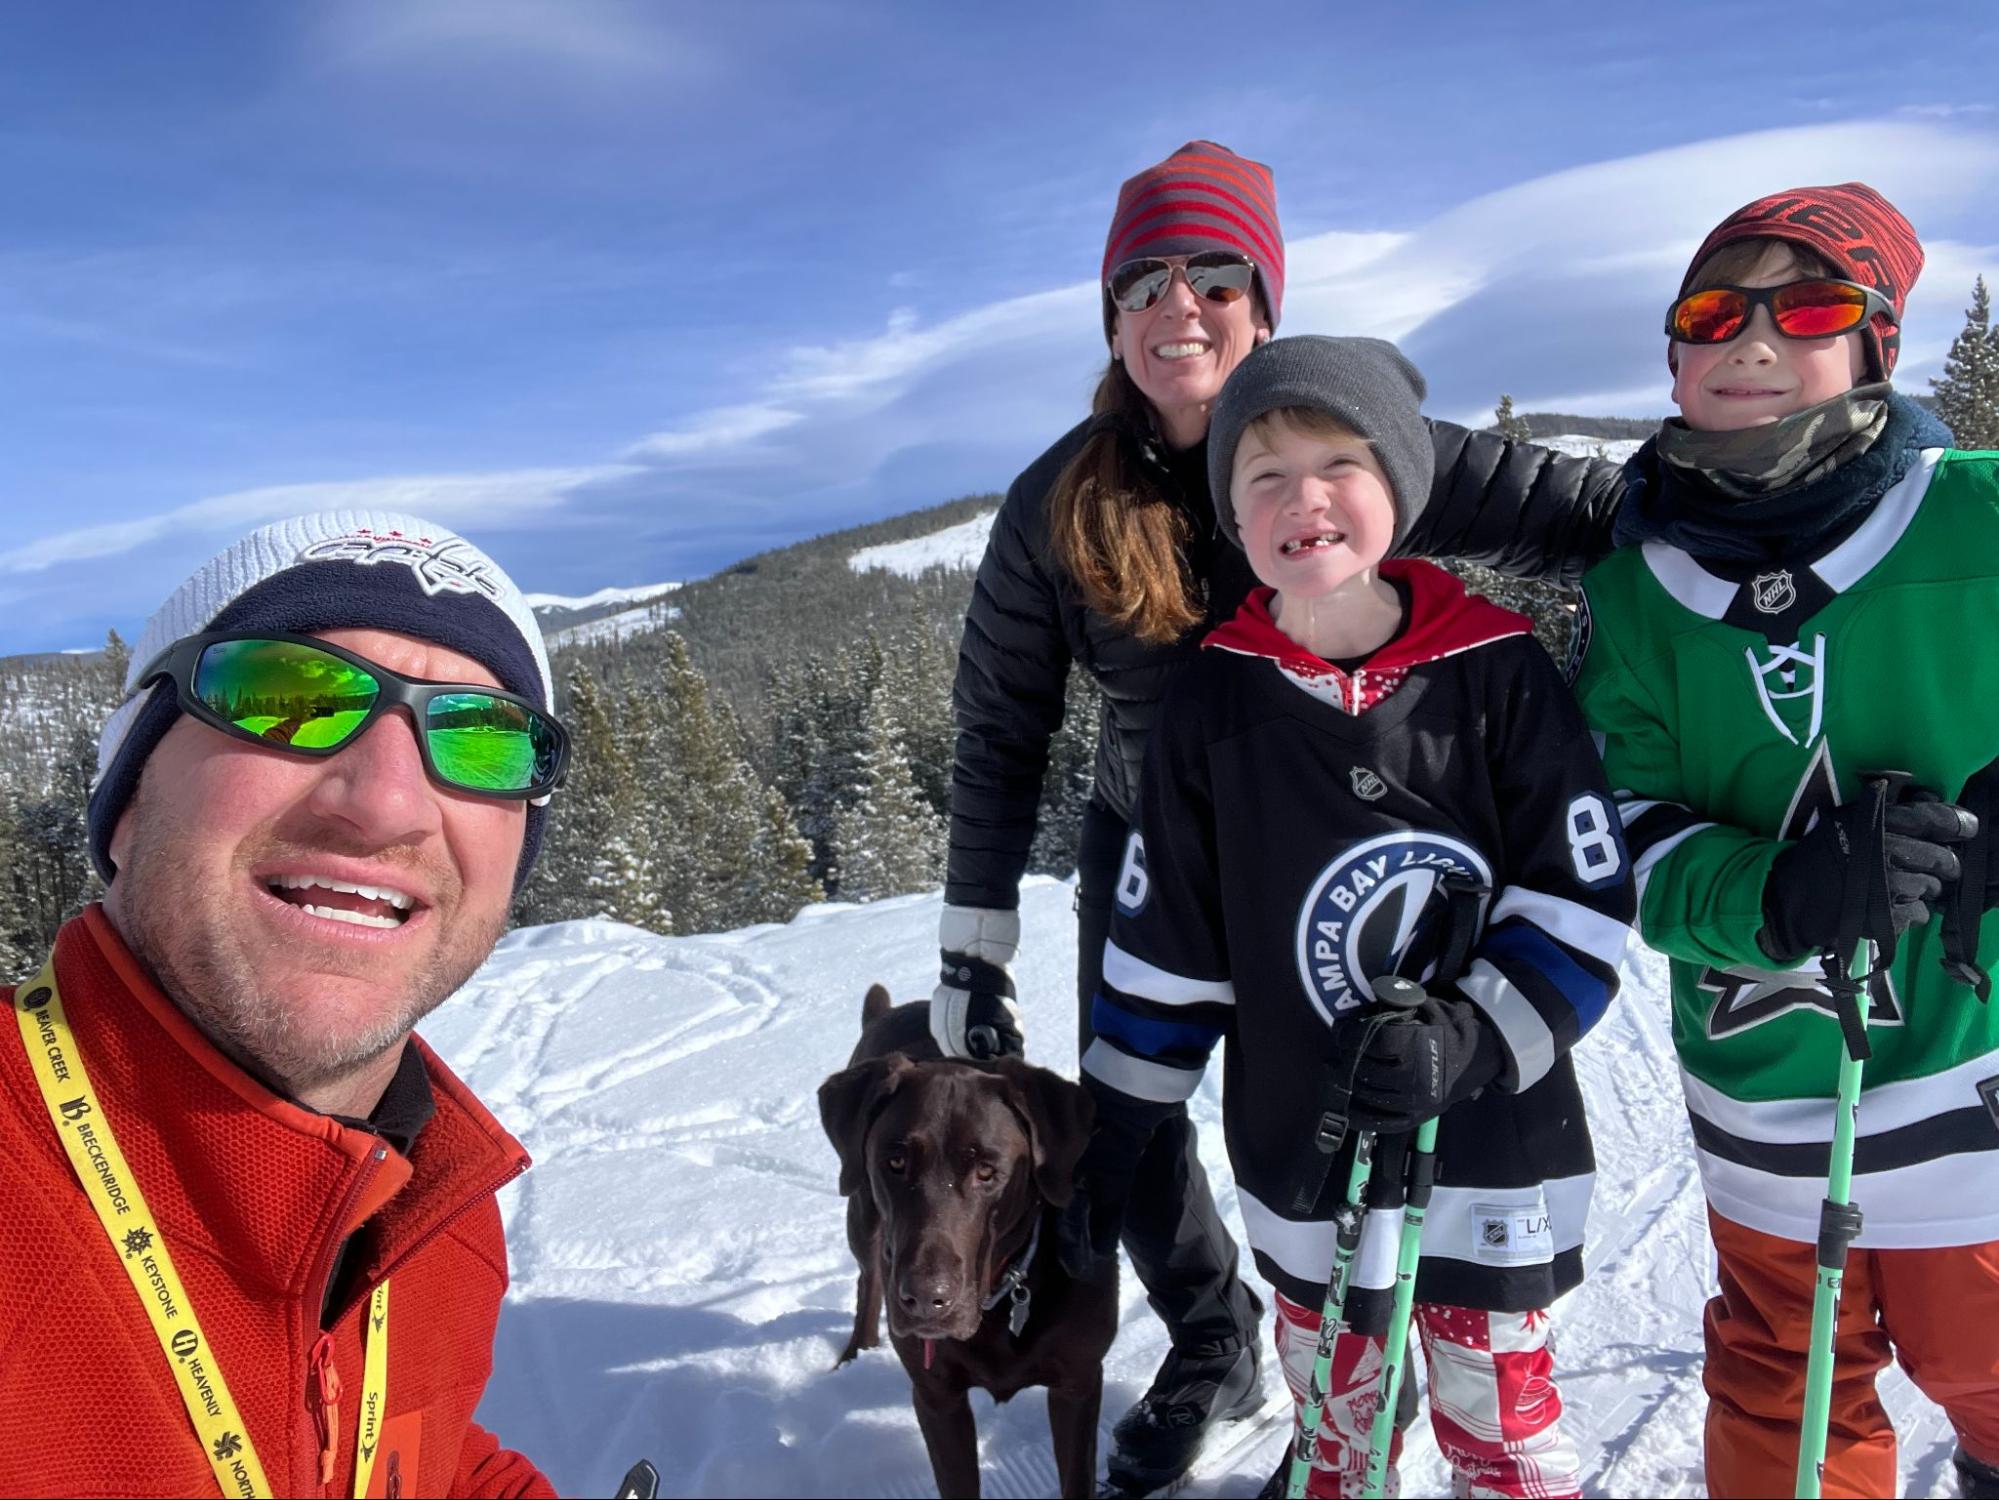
left=928, top=140, right=1624, bottom=1495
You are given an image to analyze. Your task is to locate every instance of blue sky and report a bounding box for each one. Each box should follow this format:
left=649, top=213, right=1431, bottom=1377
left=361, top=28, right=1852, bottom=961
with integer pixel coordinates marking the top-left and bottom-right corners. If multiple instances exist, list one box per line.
left=4, top=1, right=1996, bottom=653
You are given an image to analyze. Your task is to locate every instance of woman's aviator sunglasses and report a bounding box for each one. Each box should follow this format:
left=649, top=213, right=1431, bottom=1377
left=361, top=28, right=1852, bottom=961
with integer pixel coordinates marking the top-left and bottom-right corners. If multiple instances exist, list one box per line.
left=1664, top=278, right=1896, bottom=346
left=138, top=632, right=569, bottom=800
left=1106, top=251, right=1257, bottom=314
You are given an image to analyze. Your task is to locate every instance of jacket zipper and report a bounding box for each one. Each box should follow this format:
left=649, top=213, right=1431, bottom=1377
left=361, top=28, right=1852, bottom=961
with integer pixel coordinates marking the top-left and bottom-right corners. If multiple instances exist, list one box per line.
left=304, top=1148, right=383, bottom=1495
left=309, top=1332, right=343, bottom=1489
left=300, top=1148, right=528, bottom=1493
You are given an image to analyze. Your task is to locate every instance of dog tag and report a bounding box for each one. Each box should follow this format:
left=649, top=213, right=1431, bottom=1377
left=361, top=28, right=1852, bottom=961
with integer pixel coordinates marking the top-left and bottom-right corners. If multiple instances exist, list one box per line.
left=1007, top=1285, right=1031, bottom=1338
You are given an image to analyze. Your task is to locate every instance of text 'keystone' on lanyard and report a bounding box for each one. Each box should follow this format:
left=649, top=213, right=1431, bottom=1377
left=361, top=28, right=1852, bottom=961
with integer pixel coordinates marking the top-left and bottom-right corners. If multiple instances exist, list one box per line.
left=13, top=956, right=393, bottom=1499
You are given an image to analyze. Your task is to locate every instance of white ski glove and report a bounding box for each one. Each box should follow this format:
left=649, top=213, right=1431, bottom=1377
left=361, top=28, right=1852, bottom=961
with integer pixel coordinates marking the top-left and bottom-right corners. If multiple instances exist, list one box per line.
left=930, top=905, right=1025, bottom=1060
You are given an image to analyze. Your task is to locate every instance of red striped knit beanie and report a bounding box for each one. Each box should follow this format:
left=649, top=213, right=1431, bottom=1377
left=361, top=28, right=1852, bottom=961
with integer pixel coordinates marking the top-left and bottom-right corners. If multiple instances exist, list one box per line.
left=1101, top=141, right=1284, bottom=341
left=1679, top=182, right=1923, bottom=380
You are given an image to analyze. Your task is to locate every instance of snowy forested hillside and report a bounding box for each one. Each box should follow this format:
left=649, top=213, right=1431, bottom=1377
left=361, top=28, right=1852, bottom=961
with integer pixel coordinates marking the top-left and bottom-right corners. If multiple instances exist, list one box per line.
left=434, top=888, right=1963, bottom=1499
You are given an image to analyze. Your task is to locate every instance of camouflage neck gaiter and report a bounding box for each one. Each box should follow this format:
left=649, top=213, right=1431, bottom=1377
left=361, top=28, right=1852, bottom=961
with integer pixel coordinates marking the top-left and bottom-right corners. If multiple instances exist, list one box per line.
left=1612, top=388, right=1953, bottom=565
left=1656, top=383, right=1892, bottom=499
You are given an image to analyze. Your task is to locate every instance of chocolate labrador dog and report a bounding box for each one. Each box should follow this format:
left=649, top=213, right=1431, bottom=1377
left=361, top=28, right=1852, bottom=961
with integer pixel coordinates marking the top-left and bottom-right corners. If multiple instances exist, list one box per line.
left=819, top=985, right=1117, bottom=1499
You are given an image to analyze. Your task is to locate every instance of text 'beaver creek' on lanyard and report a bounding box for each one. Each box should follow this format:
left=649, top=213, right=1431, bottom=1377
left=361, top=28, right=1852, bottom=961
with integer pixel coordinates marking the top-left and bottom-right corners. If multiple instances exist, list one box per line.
left=13, top=955, right=393, bottom=1499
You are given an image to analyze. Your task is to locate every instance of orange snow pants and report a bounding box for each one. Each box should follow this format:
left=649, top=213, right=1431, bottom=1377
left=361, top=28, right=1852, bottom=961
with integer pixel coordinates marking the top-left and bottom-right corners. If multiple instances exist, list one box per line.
left=1704, top=1208, right=1999, bottom=1499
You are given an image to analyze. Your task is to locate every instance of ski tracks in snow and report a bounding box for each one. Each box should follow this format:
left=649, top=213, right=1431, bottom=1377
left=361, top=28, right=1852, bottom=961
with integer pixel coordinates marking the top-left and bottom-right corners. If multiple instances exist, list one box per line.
left=429, top=899, right=1967, bottom=1498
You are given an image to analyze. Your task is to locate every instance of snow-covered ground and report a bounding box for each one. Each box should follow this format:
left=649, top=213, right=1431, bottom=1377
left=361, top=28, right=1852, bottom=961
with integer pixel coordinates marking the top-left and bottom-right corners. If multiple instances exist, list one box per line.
left=432, top=884, right=1960, bottom=1499
left=546, top=600, right=685, bottom=648
left=849, top=512, right=997, bottom=579
left=1538, top=435, right=1644, bottom=465
left=526, top=583, right=683, bottom=613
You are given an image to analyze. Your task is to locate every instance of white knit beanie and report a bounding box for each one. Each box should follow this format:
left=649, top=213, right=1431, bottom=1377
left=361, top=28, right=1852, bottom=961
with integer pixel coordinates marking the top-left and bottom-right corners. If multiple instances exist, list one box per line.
left=89, top=510, right=556, bottom=886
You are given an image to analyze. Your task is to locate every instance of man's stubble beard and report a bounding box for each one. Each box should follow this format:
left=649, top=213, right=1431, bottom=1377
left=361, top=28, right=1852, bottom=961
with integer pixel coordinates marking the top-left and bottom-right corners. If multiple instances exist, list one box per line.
left=111, top=792, right=504, bottom=1101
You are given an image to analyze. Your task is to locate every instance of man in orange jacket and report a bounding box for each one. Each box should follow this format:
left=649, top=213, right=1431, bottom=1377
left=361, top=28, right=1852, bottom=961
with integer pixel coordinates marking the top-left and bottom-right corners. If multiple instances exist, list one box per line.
left=3, top=510, right=571, bottom=1497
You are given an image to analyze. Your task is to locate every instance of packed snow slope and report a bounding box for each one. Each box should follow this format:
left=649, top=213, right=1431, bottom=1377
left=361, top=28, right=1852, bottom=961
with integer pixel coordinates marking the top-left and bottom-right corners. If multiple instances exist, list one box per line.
left=431, top=882, right=1960, bottom=1498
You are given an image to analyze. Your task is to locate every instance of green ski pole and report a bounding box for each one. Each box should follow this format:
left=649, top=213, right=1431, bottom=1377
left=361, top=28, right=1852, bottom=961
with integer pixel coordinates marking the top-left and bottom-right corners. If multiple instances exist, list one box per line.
left=1794, top=771, right=1906, bottom=1499
left=1363, top=977, right=1438, bottom=1500
left=1794, top=941, right=1871, bottom=1499
left=1285, top=1131, right=1378, bottom=1500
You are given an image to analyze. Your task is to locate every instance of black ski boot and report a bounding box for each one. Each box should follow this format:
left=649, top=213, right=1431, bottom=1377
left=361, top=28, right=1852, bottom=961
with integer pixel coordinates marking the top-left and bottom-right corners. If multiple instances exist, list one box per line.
left=1103, top=1340, right=1264, bottom=1495
left=1958, top=1445, right=1999, bottom=1499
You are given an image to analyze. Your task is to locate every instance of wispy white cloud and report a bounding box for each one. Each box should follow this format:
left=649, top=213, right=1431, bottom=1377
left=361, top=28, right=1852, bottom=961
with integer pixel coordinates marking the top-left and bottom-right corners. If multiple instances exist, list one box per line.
left=0, top=466, right=633, bottom=575
left=319, top=0, right=709, bottom=80
left=623, top=404, right=804, bottom=463
left=9, top=117, right=1996, bottom=612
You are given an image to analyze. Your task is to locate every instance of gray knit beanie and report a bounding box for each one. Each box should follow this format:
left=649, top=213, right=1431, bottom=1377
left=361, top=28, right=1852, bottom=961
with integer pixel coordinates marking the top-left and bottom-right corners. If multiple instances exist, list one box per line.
left=1207, top=336, right=1434, bottom=552
left=88, top=510, right=557, bottom=891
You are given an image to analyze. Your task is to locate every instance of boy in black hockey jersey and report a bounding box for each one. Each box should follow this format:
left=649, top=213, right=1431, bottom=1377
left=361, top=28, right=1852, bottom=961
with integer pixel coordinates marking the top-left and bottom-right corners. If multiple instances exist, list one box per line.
left=1065, top=337, right=1637, bottom=1498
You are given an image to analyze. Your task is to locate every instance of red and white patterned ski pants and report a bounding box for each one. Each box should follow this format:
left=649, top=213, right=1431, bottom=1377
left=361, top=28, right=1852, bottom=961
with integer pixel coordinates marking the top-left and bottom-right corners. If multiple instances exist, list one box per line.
left=1273, top=1290, right=1583, bottom=1498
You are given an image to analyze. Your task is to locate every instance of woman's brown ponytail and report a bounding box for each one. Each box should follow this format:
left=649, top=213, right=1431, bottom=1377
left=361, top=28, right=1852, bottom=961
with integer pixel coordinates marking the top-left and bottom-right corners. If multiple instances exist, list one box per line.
left=1046, top=359, right=1203, bottom=646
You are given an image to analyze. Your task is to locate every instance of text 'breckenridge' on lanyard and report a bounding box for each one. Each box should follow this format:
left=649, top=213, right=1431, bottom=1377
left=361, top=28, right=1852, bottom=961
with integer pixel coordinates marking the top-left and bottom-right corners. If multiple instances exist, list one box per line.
left=12, top=955, right=393, bottom=1499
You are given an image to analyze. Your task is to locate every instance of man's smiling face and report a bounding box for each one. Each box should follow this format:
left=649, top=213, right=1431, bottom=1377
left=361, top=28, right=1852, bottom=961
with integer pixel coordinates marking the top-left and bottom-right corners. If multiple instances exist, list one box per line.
left=104, top=627, right=525, bottom=1097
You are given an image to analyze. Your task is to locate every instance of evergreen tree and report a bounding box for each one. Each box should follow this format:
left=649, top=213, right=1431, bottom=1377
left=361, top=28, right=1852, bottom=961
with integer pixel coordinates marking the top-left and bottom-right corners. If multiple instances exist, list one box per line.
left=833, top=679, right=945, bottom=902
left=1493, top=393, right=1533, bottom=442
left=103, top=628, right=130, bottom=688
left=0, top=797, right=33, bottom=982
left=1931, top=276, right=1999, bottom=450
left=514, top=663, right=667, bottom=929
left=1028, top=680, right=1099, bottom=877
left=644, top=633, right=821, bottom=933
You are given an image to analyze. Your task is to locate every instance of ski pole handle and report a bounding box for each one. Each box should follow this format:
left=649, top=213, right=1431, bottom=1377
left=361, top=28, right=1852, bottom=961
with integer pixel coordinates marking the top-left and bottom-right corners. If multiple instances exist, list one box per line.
left=1372, top=976, right=1428, bottom=1015
left=615, top=1459, right=659, bottom=1499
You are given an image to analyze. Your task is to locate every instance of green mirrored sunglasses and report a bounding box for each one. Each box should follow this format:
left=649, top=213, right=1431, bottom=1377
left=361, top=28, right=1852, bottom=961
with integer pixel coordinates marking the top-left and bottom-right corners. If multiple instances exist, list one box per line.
left=138, top=632, right=569, bottom=799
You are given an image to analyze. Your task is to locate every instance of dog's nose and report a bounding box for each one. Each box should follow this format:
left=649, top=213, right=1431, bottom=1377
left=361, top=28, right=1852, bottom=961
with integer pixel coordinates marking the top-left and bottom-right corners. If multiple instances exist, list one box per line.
left=895, top=1273, right=957, bottom=1319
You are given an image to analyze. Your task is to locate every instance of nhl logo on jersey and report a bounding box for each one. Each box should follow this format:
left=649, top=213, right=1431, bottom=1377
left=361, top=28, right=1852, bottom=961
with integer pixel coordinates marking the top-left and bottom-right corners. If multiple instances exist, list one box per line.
left=1294, top=830, right=1492, bottom=1028
left=1350, top=766, right=1387, bottom=802
left=1750, top=570, right=1797, bottom=616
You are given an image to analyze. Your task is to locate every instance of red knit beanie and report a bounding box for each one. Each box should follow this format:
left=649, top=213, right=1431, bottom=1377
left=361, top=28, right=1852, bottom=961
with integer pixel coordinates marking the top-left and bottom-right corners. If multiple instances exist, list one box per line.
left=1101, top=141, right=1284, bottom=340
left=1677, top=182, right=1924, bottom=380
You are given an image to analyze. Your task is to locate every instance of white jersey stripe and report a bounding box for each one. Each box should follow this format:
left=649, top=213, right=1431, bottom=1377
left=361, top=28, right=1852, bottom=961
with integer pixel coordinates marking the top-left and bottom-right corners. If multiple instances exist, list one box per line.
left=1101, top=939, right=1236, bottom=1009
left=1632, top=822, right=1715, bottom=905
left=1079, top=1037, right=1203, bottom=1104
left=1459, top=957, right=1558, bottom=1091
left=1680, top=1044, right=1999, bottom=1145
left=1239, top=1175, right=1594, bottom=1289
left=1698, top=1141, right=1999, bottom=1249
left=1489, top=886, right=1637, bottom=972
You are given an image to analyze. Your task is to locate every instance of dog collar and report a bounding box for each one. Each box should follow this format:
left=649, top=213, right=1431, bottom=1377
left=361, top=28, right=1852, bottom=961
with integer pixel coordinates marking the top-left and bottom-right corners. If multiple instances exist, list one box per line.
left=981, top=1210, right=1041, bottom=1339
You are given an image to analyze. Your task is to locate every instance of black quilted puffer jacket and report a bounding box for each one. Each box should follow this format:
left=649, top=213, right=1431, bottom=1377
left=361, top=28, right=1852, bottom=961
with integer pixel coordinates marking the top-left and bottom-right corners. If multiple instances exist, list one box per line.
left=943, top=417, right=1625, bottom=911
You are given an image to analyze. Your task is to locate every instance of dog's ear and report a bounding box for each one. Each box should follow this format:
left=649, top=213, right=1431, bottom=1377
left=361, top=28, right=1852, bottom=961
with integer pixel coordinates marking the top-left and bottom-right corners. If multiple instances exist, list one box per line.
left=818, top=1053, right=915, bottom=1197
left=994, top=1056, right=1095, bottom=1207
left=861, top=983, right=893, bottom=1026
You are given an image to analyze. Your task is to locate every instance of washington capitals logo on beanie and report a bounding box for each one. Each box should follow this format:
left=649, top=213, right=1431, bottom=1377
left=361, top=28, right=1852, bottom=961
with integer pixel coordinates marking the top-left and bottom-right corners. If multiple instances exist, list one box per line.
left=88, top=510, right=556, bottom=889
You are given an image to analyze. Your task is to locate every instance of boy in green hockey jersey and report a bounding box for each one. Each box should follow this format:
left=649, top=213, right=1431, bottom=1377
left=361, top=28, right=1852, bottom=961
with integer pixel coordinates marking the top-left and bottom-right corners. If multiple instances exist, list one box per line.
left=1571, top=183, right=1999, bottom=1499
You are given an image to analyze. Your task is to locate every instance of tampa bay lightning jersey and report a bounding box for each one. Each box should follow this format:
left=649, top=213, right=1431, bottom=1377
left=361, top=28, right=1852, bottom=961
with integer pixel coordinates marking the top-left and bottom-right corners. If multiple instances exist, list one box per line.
left=1083, top=564, right=1639, bottom=1313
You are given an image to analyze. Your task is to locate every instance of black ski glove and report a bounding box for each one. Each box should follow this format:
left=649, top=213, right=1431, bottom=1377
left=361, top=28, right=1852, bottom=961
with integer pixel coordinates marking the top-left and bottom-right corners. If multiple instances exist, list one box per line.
left=1331, top=994, right=1506, bottom=1136
left=1054, top=1089, right=1159, bottom=1287
left=1759, top=792, right=1975, bottom=965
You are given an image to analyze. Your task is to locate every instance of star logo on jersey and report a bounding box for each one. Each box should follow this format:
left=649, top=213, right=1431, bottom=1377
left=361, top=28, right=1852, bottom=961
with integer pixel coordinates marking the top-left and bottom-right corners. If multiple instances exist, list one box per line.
left=1350, top=766, right=1387, bottom=802
left=122, top=1227, right=154, bottom=1258
left=1751, top=570, right=1797, bottom=615
left=1294, top=831, right=1492, bottom=1027
left=1701, top=742, right=1904, bottom=1039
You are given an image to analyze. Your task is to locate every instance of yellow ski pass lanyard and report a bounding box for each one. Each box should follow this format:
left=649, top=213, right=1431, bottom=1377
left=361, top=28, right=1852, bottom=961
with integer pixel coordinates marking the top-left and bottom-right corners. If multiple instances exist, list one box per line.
left=14, top=956, right=393, bottom=1499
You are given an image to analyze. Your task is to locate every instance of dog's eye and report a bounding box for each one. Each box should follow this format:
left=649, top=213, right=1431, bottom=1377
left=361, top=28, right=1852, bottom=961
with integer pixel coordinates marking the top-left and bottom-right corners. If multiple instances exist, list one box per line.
left=973, top=1162, right=998, bottom=1184
left=884, top=1149, right=907, bottom=1174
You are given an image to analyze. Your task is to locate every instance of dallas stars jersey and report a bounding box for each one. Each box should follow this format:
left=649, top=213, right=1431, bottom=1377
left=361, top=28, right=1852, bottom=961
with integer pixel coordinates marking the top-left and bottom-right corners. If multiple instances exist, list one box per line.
left=1081, top=563, right=1638, bottom=1315
left=1574, top=447, right=1999, bottom=1248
